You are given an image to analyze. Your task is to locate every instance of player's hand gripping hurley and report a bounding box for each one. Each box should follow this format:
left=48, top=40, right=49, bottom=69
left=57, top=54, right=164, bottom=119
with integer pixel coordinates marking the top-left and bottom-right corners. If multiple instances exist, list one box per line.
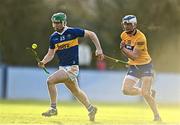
left=26, top=44, right=50, bottom=75
left=104, top=54, right=140, bottom=70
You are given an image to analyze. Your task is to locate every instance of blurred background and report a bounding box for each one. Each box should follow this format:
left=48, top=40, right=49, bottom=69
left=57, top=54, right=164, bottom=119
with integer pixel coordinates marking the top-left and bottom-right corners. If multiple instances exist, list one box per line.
left=0, top=0, right=180, bottom=104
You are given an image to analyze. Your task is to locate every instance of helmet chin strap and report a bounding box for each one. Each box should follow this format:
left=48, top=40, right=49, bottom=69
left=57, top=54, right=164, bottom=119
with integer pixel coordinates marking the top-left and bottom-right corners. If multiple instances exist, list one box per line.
left=62, top=21, right=67, bottom=27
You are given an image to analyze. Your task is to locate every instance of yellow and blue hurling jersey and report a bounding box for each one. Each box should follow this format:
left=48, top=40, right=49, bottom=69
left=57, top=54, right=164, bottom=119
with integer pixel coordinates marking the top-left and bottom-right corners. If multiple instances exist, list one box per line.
left=120, top=29, right=152, bottom=65
left=49, top=27, right=85, bottom=66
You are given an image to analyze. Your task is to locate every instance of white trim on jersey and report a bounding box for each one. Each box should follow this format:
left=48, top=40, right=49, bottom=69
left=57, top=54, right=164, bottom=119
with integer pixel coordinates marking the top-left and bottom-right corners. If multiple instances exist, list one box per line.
left=56, top=26, right=69, bottom=35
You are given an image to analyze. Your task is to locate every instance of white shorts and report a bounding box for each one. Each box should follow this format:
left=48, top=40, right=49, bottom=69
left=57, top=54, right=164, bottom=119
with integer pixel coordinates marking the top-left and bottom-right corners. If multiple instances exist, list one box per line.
left=59, top=65, right=79, bottom=82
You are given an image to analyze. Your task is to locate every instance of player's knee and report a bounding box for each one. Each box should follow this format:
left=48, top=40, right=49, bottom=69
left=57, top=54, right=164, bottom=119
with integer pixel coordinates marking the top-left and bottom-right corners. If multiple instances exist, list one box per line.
left=142, top=90, right=151, bottom=97
left=122, top=87, right=130, bottom=95
left=47, top=76, right=55, bottom=85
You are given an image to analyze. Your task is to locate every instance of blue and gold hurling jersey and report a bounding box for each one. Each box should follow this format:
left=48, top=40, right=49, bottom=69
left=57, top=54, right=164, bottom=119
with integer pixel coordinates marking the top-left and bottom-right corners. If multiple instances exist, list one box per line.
left=49, top=26, right=85, bottom=66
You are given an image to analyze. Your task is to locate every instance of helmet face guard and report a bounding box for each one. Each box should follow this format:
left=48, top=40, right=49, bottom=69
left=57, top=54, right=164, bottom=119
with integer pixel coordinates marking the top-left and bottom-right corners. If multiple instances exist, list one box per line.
left=51, top=12, right=67, bottom=26
left=122, top=15, right=137, bottom=34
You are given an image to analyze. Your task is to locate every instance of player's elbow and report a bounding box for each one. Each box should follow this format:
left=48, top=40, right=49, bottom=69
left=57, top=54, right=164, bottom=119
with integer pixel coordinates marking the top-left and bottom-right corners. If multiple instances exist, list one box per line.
left=132, top=50, right=140, bottom=60
left=50, top=55, right=54, bottom=60
left=131, top=54, right=139, bottom=60
left=86, top=30, right=96, bottom=38
left=47, top=53, right=54, bottom=59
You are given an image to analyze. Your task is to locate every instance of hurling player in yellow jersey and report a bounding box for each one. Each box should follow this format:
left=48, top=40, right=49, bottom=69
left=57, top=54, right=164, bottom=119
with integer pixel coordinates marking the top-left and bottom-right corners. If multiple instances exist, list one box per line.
left=120, top=15, right=161, bottom=121
left=38, top=12, right=104, bottom=121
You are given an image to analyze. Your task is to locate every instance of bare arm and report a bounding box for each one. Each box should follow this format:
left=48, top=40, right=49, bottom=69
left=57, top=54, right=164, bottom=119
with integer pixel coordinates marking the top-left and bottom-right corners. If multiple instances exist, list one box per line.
left=121, top=47, right=140, bottom=60
left=38, top=49, right=55, bottom=68
left=84, top=30, right=104, bottom=60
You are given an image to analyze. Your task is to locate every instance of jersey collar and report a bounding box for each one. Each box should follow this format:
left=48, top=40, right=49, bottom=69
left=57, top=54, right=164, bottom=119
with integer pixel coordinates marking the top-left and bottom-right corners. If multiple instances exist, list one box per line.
left=132, top=29, right=137, bottom=36
left=56, top=26, right=69, bottom=35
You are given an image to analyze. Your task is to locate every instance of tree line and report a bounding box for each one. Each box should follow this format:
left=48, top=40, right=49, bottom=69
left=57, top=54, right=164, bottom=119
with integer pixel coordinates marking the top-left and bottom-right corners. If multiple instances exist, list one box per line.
left=0, top=0, right=180, bottom=72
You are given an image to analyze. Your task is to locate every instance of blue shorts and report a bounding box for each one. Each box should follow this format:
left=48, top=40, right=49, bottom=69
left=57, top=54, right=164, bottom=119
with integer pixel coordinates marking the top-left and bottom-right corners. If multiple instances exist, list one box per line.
left=127, top=62, right=154, bottom=79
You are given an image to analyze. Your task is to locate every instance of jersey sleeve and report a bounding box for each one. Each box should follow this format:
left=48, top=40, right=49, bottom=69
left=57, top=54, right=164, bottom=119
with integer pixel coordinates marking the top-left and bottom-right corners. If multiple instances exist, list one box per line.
left=73, top=28, right=85, bottom=37
left=120, top=32, right=124, bottom=40
left=49, top=36, right=55, bottom=49
left=120, top=32, right=126, bottom=43
left=134, top=36, right=146, bottom=50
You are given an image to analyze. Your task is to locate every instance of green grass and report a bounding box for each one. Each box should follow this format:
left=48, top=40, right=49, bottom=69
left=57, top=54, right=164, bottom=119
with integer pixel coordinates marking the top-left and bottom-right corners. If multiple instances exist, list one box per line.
left=0, top=100, right=180, bottom=125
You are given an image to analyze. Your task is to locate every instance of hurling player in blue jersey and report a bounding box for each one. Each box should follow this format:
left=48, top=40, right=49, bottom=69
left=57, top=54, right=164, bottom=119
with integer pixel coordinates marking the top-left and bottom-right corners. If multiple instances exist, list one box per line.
left=38, top=12, right=104, bottom=121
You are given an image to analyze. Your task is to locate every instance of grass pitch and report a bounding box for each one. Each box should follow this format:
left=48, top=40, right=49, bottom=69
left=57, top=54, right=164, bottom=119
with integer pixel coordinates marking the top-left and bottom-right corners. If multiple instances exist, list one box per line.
left=0, top=100, right=179, bottom=125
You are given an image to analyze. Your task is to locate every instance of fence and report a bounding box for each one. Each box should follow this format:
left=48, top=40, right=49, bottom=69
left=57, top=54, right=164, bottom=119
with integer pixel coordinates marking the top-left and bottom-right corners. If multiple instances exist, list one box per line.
left=0, top=66, right=180, bottom=103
